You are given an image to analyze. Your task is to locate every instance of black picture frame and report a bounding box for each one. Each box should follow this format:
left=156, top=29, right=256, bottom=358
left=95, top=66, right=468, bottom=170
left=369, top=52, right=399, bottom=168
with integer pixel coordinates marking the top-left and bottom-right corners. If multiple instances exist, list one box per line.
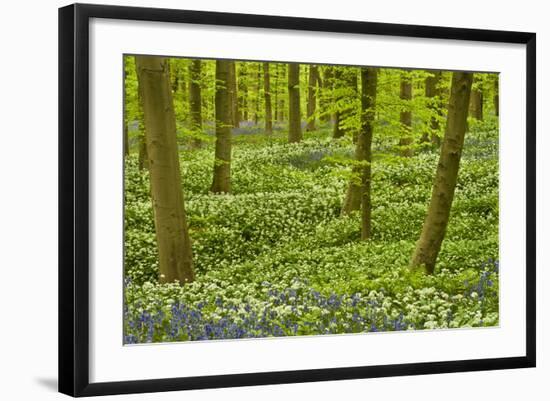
left=59, top=3, right=536, bottom=397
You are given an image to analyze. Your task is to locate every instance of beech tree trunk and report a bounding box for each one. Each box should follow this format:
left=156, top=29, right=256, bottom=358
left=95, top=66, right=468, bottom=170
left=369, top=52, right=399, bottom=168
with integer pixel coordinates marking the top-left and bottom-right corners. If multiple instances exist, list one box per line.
left=263, top=63, right=273, bottom=135
left=494, top=77, right=499, bottom=117
left=211, top=60, right=233, bottom=193
left=332, top=68, right=344, bottom=139
left=278, top=64, right=286, bottom=122
left=134, top=56, right=195, bottom=284
left=410, top=71, right=473, bottom=274
left=229, top=62, right=239, bottom=128
left=399, top=75, right=413, bottom=156
left=359, top=68, right=378, bottom=240
left=136, top=71, right=148, bottom=170
left=306, top=65, right=319, bottom=131
left=123, top=64, right=130, bottom=157
left=341, top=68, right=378, bottom=223
left=333, top=68, right=358, bottom=139
left=188, top=59, right=203, bottom=147
left=469, top=77, right=483, bottom=120
left=254, top=63, right=261, bottom=125
left=239, top=62, right=249, bottom=122
left=288, top=63, right=302, bottom=143
left=424, top=70, right=443, bottom=147
left=320, top=66, right=334, bottom=123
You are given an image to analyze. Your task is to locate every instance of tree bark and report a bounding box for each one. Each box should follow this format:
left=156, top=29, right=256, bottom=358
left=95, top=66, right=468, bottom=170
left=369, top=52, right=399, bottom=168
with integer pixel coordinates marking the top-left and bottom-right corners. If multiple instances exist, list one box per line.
left=135, top=56, right=195, bottom=284
left=399, top=74, right=413, bottom=156
left=469, top=77, right=483, bottom=120
left=288, top=63, right=302, bottom=143
left=494, top=77, right=499, bottom=117
left=410, top=71, right=473, bottom=274
left=321, top=66, right=334, bottom=124
left=254, top=63, right=261, bottom=125
left=263, top=62, right=273, bottom=135
left=238, top=62, right=249, bottom=121
left=306, top=65, right=319, bottom=131
left=123, top=64, right=130, bottom=157
left=424, top=70, right=443, bottom=147
left=341, top=68, right=377, bottom=222
left=359, top=68, right=378, bottom=240
left=332, top=68, right=344, bottom=139
left=333, top=67, right=358, bottom=139
left=278, top=64, right=286, bottom=122
left=211, top=60, right=232, bottom=193
left=188, top=59, right=203, bottom=148
left=229, top=62, right=239, bottom=128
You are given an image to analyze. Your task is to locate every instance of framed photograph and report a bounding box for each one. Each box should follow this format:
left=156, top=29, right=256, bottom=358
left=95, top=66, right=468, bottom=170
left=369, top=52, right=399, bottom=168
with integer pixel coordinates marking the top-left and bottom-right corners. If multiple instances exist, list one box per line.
left=59, top=3, right=536, bottom=397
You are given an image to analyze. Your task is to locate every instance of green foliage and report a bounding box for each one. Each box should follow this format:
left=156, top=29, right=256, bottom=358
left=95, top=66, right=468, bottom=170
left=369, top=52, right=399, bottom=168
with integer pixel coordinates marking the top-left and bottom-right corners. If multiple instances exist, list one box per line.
left=124, top=119, right=499, bottom=341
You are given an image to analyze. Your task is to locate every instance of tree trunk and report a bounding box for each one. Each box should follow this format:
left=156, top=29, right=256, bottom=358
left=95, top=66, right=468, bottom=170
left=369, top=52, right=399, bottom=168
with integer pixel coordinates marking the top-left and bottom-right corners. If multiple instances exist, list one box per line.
left=410, top=71, right=473, bottom=274
left=278, top=64, right=286, bottom=122
left=399, top=75, right=413, bottom=156
left=254, top=63, right=262, bottom=125
left=341, top=68, right=377, bottom=220
left=211, top=60, right=232, bottom=193
left=288, top=63, right=302, bottom=143
left=306, top=65, right=319, bottom=131
left=333, top=67, right=358, bottom=140
left=263, top=63, right=273, bottom=135
left=188, top=59, right=203, bottom=148
left=321, top=66, right=334, bottom=124
left=136, top=71, right=148, bottom=170
left=494, top=77, right=499, bottom=117
left=274, top=63, right=279, bottom=125
left=359, top=68, right=378, bottom=240
left=229, top=62, right=239, bottom=128
left=424, top=70, right=443, bottom=147
left=123, top=63, right=130, bottom=157
left=332, top=68, right=344, bottom=139
left=135, top=56, right=195, bottom=284
left=469, top=77, right=483, bottom=120
left=238, top=62, right=249, bottom=122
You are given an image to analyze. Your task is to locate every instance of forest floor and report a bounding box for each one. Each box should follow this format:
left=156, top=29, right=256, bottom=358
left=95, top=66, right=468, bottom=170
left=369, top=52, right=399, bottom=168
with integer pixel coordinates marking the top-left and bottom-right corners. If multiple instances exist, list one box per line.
left=124, top=120, right=499, bottom=343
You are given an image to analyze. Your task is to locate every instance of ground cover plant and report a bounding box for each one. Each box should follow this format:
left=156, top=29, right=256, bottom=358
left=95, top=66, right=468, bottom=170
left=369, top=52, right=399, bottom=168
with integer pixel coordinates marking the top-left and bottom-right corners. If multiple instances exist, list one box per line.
left=124, top=57, right=499, bottom=343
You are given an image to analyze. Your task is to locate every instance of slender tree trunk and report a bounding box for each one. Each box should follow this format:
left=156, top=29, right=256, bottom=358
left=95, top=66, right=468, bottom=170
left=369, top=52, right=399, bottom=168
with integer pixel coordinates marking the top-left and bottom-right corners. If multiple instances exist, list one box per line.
left=123, top=66, right=130, bottom=157
left=341, top=68, right=377, bottom=220
left=332, top=68, right=344, bottom=139
left=399, top=74, right=413, bottom=156
left=288, top=63, right=302, bottom=143
left=494, top=77, right=499, bottom=117
left=410, top=71, right=473, bottom=274
left=333, top=68, right=358, bottom=140
left=135, top=56, right=195, bottom=284
left=211, top=60, right=232, bottom=193
left=306, top=65, right=319, bottom=131
left=274, top=63, right=279, bottom=126
left=424, top=70, right=443, bottom=147
left=229, top=62, right=239, bottom=128
left=359, top=68, right=378, bottom=240
left=254, top=63, right=262, bottom=125
left=136, top=70, right=148, bottom=170
left=238, top=62, right=249, bottom=122
left=278, top=64, right=286, bottom=122
left=263, top=63, right=273, bottom=135
left=321, top=66, right=334, bottom=124
left=469, top=77, right=483, bottom=120
left=188, top=59, right=203, bottom=148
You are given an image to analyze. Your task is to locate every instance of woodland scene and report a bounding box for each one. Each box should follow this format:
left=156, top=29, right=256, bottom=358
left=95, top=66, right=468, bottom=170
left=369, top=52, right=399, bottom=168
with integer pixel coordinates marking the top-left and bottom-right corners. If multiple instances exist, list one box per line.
left=123, top=55, right=499, bottom=343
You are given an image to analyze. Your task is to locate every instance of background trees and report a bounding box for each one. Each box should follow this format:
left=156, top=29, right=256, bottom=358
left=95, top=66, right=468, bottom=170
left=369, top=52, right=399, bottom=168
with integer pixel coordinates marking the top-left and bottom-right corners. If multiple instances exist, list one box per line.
left=125, top=56, right=499, bottom=281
